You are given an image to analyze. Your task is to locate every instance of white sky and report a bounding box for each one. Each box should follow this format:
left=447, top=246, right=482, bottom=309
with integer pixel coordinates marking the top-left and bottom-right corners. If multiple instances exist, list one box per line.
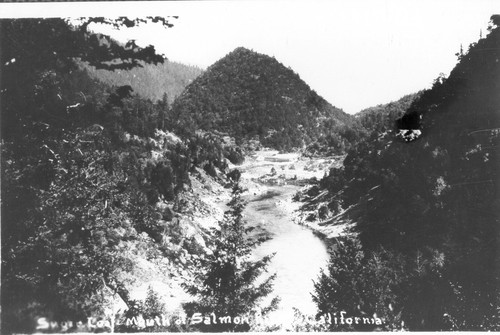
left=1, top=0, right=498, bottom=114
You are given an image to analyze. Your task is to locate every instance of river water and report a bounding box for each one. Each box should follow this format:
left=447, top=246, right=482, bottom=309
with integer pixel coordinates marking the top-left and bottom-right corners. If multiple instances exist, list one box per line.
left=238, top=151, right=330, bottom=327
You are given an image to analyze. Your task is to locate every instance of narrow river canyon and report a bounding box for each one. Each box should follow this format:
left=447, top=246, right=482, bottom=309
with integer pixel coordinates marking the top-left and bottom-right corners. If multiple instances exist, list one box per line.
left=131, top=149, right=337, bottom=329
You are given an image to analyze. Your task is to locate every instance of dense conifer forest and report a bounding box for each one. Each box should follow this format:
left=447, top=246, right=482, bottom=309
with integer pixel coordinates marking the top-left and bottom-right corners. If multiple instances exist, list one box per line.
left=170, top=47, right=362, bottom=151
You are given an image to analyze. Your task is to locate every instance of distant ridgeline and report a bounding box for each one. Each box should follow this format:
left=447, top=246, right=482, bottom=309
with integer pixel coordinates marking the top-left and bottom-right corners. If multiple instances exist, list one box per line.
left=82, top=59, right=203, bottom=104
left=170, top=47, right=359, bottom=151
left=305, top=92, right=422, bottom=157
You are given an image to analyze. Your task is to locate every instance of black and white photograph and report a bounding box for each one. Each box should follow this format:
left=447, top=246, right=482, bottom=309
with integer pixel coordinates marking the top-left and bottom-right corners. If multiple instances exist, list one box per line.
left=1, top=0, right=499, bottom=333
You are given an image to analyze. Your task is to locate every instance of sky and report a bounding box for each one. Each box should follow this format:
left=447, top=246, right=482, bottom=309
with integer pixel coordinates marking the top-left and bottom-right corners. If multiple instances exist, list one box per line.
left=1, top=0, right=498, bottom=114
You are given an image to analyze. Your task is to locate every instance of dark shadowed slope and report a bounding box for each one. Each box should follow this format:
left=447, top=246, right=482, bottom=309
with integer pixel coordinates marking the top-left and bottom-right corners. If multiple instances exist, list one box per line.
left=311, top=16, right=500, bottom=331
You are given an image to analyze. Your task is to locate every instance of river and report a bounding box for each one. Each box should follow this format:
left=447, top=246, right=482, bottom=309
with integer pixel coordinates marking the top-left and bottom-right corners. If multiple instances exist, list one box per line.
left=237, top=150, right=331, bottom=327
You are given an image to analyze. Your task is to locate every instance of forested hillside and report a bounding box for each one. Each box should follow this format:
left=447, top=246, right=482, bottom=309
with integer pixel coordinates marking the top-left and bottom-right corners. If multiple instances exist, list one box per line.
left=305, top=93, right=420, bottom=156
left=170, top=47, right=359, bottom=151
left=83, top=60, right=203, bottom=104
left=1, top=18, right=269, bottom=334
left=311, top=15, right=500, bottom=331
left=356, top=92, right=421, bottom=135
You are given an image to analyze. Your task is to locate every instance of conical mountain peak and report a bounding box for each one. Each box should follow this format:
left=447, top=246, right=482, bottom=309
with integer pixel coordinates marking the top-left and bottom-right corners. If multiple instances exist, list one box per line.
left=171, top=48, right=355, bottom=150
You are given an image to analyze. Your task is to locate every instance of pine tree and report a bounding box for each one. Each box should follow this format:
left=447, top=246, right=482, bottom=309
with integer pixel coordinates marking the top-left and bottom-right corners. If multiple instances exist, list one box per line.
left=158, top=92, right=169, bottom=130
left=183, top=183, right=279, bottom=331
